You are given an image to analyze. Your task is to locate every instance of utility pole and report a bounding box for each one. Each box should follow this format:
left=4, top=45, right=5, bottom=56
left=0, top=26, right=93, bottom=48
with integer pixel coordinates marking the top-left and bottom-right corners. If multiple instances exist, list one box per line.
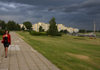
left=93, top=20, right=96, bottom=34
left=93, top=19, right=97, bottom=38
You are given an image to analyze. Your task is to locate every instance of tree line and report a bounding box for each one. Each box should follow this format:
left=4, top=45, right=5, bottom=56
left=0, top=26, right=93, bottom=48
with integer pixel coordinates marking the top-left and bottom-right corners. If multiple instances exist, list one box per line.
left=0, top=17, right=63, bottom=36
left=0, top=20, right=21, bottom=31
left=0, top=20, right=32, bottom=31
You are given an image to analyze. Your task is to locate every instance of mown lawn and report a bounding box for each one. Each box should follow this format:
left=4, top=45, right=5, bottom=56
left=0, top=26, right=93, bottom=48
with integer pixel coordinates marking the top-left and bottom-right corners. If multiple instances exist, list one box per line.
left=17, top=31, right=100, bottom=70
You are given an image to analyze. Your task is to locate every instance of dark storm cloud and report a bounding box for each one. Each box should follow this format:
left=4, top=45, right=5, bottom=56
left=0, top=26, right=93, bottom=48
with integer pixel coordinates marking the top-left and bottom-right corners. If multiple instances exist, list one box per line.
left=47, top=0, right=100, bottom=30
left=48, top=0, right=100, bottom=15
left=0, top=0, right=100, bottom=30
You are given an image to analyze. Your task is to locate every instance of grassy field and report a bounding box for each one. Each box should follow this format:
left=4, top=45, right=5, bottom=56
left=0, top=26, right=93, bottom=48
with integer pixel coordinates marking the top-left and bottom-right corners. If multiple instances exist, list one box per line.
left=0, top=35, right=2, bottom=40
left=17, top=31, right=100, bottom=70
left=96, top=32, right=100, bottom=38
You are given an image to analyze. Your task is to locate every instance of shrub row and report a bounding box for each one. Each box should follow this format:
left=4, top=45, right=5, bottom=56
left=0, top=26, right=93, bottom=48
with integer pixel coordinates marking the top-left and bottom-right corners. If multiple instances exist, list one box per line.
left=0, top=30, right=5, bottom=35
left=29, top=31, right=62, bottom=36
left=30, top=31, right=47, bottom=36
left=55, top=33, right=62, bottom=36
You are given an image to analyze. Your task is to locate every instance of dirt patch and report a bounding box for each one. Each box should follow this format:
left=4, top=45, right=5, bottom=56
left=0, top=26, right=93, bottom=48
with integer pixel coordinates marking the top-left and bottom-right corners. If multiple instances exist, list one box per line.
left=66, top=53, right=100, bottom=68
left=66, top=53, right=90, bottom=60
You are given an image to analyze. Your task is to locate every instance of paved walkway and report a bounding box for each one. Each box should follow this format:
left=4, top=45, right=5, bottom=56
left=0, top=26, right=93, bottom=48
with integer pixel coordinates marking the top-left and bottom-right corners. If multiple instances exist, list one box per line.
left=0, top=32, right=60, bottom=70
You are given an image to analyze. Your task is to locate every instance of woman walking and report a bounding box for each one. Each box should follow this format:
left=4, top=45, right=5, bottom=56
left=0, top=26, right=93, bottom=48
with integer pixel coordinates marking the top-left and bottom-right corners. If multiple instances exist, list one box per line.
left=1, top=30, right=11, bottom=58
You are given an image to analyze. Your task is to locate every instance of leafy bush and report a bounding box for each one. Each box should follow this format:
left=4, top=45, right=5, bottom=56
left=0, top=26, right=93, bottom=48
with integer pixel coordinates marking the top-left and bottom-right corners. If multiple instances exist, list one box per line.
left=0, top=30, right=5, bottom=35
left=30, top=31, right=47, bottom=36
left=30, top=31, right=62, bottom=36
left=56, top=33, right=62, bottom=36
left=79, top=29, right=86, bottom=33
left=47, top=31, right=62, bottom=36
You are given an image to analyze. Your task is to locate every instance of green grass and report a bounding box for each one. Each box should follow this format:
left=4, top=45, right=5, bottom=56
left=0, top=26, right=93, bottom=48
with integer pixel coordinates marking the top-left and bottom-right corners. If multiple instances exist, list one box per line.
left=17, top=31, right=100, bottom=70
left=96, top=32, right=100, bottom=38
left=0, top=35, right=2, bottom=40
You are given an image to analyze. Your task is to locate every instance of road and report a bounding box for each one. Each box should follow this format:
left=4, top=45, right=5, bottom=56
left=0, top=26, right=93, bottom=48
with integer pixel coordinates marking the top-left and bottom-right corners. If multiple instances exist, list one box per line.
left=0, top=32, right=60, bottom=70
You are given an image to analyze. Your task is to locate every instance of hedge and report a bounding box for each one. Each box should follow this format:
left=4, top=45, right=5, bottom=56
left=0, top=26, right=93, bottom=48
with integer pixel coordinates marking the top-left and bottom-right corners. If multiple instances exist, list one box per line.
left=0, top=30, right=5, bottom=35
left=30, top=31, right=47, bottom=36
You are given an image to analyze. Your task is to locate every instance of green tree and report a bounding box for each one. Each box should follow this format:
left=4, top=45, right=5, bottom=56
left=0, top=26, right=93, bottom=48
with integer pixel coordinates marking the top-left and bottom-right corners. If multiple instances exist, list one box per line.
left=23, top=21, right=32, bottom=30
left=39, top=26, right=44, bottom=32
left=21, top=26, right=25, bottom=31
left=60, top=30, right=64, bottom=33
left=16, top=24, right=21, bottom=30
left=6, top=21, right=17, bottom=30
left=47, top=17, right=58, bottom=36
left=79, top=29, right=86, bottom=33
left=60, top=30, right=68, bottom=34
left=63, top=30, right=68, bottom=34
left=0, top=20, right=6, bottom=29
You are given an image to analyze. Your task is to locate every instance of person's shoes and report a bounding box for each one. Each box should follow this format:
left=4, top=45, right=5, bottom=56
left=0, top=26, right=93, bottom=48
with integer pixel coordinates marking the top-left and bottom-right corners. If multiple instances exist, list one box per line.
left=5, top=56, right=7, bottom=58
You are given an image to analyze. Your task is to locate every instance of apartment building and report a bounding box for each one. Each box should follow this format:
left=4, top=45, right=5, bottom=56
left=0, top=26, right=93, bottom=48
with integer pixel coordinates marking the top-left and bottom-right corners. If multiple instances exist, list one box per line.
left=19, top=22, right=79, bottom=33
left=33, top=22, right=49, bottom=32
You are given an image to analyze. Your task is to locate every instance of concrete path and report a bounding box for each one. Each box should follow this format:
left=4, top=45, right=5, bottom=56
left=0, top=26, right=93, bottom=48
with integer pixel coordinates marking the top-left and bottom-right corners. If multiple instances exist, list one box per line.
left=0, top=32, right=60, bottom=70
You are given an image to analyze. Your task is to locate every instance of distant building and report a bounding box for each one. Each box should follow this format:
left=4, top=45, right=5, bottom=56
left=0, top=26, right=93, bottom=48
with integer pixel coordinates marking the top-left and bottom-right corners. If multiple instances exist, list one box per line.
left=73, top=28, right=79, bottom=33
left=57, top=24, right=66, bottom=31
left=67, top=27, right=79, bottom=34
left=33, top=22, right=49, bottom=32
left=19, top=24, right=27, bottom=30
left=67, top=27, right=74, bottom=34
left=19, top=22, right=79, bottom=33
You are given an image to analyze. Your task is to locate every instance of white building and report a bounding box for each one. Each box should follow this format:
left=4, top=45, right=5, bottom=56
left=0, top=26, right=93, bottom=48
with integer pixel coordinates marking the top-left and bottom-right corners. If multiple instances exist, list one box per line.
left=19, top=22, right=79, bottom=33
left=57, top=24, right=66, bottom=31
left=19, top=24, right=27, bottom=30
left=33, top=22, right=49, bottom=32
left=67, top=27, right=74, bottom=34
left=73, top=28, right=79, bottom=33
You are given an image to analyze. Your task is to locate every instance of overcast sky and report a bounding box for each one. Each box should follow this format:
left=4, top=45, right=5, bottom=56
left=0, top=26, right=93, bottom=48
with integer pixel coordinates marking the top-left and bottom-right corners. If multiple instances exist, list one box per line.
left=0, top=0, right=100, bottom=30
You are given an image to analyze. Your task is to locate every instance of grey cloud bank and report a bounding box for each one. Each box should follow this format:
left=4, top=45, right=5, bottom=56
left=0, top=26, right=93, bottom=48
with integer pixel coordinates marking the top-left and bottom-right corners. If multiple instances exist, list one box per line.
left=0, top=0, right=100, bottom=30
